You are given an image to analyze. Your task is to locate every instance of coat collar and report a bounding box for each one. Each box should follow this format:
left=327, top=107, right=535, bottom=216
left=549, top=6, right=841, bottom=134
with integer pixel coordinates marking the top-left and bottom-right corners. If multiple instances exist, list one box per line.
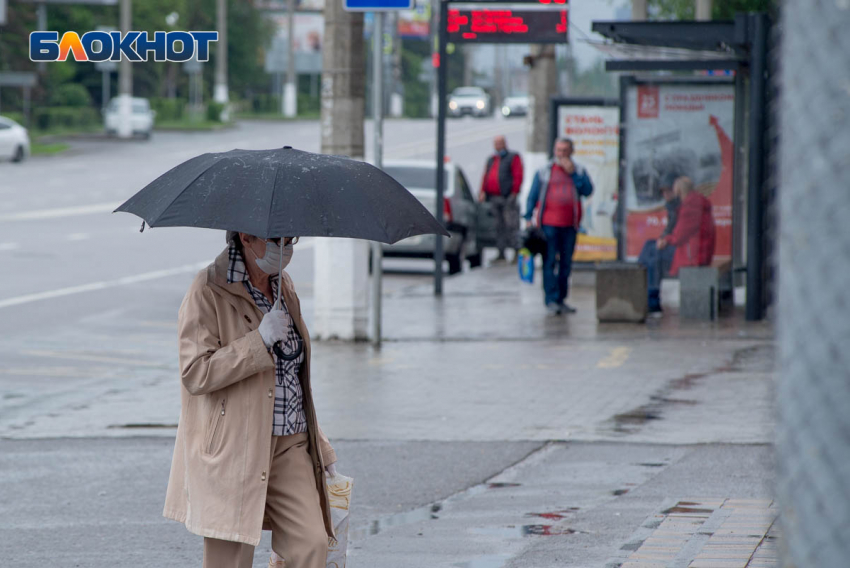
left=209, top=246, right=308, bottom=341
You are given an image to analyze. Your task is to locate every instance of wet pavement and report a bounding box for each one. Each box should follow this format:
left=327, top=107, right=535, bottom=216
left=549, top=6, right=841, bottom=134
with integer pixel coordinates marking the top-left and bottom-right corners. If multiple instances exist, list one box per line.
left=0, top=119, right=777, bottom=567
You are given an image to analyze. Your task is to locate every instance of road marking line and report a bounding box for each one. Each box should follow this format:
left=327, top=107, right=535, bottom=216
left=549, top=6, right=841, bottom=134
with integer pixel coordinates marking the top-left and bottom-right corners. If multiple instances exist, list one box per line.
left=0, top=242, right=20, bottom=251
left=0, top=261, right=209, bottom=310
left=66, top=232, right=91, bottom=241
left=0, top=202, right=119, bottom=221
left=597, top=347, right=632, bottom=369
left=20, top=350, right=168, bottom=367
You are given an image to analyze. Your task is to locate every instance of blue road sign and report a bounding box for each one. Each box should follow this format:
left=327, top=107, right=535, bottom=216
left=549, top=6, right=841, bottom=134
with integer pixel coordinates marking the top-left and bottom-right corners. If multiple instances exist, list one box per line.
left=344, top=0, right=412, bottom=11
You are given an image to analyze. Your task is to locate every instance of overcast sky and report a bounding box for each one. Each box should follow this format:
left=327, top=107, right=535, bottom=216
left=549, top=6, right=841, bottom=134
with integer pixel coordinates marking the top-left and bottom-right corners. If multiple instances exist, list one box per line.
left=568, top=0, right=630, bottom=70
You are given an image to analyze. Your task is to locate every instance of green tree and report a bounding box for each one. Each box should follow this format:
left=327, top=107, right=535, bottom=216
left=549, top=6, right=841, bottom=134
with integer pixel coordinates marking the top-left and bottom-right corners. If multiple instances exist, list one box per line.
left=649, top=0, right=779, bottom=19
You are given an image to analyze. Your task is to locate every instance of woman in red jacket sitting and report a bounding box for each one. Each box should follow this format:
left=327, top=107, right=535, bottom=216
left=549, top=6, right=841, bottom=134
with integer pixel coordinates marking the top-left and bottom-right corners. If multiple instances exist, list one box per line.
left=655, top=176, right=716, bottom=312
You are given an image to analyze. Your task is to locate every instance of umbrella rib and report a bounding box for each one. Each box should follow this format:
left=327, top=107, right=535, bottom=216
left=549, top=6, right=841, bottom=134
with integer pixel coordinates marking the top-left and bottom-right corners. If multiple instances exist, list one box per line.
left=146, top=160, right=217, bottom=227
left=266, top=164, right=282, bottom=238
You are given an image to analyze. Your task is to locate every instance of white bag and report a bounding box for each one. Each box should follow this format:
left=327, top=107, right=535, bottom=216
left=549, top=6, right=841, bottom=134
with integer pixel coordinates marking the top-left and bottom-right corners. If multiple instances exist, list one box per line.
left=325, top=473, right=353, bottom=568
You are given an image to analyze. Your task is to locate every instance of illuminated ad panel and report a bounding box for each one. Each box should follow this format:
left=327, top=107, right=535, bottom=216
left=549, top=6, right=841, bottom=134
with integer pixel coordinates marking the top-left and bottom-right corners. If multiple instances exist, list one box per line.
left=446, top=2, right=568, bottom=43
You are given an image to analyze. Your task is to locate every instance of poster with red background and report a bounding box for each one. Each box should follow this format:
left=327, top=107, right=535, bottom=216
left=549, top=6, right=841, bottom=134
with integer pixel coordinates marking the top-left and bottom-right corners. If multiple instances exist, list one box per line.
left=623, top=82, right=735, bottom=261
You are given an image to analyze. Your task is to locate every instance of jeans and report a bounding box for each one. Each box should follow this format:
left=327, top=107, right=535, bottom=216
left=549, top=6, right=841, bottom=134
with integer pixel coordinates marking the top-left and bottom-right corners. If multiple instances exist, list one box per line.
left=638, top=240, right=675, bottom=310
left=541, top=225, right=578, bottom=306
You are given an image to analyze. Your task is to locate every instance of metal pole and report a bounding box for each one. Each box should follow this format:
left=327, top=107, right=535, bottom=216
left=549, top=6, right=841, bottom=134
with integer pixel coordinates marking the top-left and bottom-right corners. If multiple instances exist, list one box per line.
left=214, top=0, right=228, bottom=105
left=284, top=0, right=298, bottom=117
left=37, top=3, right=47, bottom=73
left=370, top=11, right=385, bottom=345
left=434, top=0, right=447, bottom=296
left=119, top=0, right=132, bottom=96
left=102, top=71, right=108, bottom=111
left=745, top=13, right=767, bottom=321
left=695, top=0, right=712, bottom=20
left=631, top=0, right=647, bottom=20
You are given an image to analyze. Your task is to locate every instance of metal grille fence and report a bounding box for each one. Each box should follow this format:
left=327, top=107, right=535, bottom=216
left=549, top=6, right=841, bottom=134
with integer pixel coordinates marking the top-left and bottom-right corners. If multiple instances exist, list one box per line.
left=776, top=1, right=850, bottom=567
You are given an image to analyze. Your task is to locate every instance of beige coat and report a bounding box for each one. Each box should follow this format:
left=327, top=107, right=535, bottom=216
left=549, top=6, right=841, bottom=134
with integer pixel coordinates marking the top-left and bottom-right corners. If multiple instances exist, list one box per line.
left=163, top=247, right=336, bottom=546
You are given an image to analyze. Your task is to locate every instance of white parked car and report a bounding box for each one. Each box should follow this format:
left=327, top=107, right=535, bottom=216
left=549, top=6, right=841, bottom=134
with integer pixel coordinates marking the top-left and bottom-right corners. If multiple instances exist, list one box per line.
left=0, top=116, right=30, bottom=163
left=104, top=95, right=155, bottom=138
left=448, top=87, right=491, bottom=118
left=501, top=94, right=529, bottom=118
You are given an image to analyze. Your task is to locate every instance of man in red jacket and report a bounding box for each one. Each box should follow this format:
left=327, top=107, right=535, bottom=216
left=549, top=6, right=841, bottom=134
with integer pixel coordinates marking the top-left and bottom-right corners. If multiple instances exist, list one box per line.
left=480, top=135, right=524, bottom=261
left=656, top=176, right=716, bottom=308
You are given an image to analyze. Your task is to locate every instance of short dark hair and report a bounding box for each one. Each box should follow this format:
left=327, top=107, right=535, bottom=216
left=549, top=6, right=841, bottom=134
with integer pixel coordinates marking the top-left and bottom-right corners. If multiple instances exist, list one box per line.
left=556, top=138, right=574, bottom=148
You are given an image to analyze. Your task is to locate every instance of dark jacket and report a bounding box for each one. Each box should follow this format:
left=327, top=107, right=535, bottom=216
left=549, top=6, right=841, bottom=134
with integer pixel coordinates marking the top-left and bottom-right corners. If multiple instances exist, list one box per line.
left=481, top=151, right=523, bottom=197
left=661, top=197, right=681, bottom=238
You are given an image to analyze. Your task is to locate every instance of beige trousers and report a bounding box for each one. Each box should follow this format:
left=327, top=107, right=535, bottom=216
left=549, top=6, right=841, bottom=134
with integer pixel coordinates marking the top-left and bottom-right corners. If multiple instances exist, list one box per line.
left=203, top=432, right=328, bottom=568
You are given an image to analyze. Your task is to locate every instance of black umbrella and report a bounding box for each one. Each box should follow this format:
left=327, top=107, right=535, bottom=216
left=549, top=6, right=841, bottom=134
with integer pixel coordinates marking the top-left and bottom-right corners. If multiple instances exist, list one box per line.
left=114, top=145, right=449, bottom=243
left=115, top=145, right=449, bottom=359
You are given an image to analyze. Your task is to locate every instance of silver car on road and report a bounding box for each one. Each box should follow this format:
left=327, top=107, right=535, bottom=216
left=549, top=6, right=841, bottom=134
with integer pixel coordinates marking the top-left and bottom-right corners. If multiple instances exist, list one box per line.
left=381, top=160, right=484, bottom=274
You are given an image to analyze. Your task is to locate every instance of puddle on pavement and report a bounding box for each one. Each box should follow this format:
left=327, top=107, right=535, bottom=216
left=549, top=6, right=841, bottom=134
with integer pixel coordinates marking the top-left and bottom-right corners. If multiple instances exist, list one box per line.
left=525, top=507, right=580, bottom=520
left=487, top=482, right=521, bottom=489
left=349, top=505, right=437, bottom=540
left=470, top=525, right=577, bottom=538
left=612, top=489, right=629, bottom=496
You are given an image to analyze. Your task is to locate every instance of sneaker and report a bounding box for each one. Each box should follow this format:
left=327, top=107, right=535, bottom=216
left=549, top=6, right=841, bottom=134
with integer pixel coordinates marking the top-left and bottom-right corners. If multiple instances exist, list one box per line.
left=649, top=311, right=663, bottom=319
left=546, top=302, right=562, bottom=315
left=559, top=302, right=577, bottom=314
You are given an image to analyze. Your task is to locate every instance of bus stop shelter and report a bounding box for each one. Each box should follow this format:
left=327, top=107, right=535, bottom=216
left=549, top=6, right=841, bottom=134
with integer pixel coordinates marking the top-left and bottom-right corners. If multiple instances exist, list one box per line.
left=591, top=13, right=777, bottom=321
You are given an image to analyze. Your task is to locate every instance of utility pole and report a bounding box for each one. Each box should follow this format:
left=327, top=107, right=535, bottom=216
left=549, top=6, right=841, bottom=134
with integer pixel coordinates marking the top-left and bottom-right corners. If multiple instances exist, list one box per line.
left=695, top=0, right=712, bottom=20
left=632, top=0, right=647, bottom=20
left=526, top=44, right=556, bottom=154
left=117, top=0, right=133, bottom=138
left=214, top=0, right=229, bottom=111
left=314, top=0, right=369, bottom=340
left=284, top=0, right=298, bottom=117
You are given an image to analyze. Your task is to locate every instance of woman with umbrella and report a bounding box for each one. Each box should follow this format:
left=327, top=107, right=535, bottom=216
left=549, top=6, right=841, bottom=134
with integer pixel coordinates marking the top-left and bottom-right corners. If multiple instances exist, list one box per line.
left=116, top=146, right=447, bottom=567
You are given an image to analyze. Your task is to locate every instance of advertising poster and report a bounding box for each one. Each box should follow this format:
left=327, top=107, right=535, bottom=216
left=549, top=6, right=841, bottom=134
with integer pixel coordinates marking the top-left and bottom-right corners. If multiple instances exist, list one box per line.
left=555, top=103, right=620, bottom=261
left=623, top=81, right=735, bottom=261
left=398, top=0, right=431, bottom=39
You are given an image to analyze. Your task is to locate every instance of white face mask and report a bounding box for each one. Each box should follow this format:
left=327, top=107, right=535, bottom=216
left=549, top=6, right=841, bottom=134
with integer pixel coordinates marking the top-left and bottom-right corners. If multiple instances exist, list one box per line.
left=249, top=240, right=281, bottom=275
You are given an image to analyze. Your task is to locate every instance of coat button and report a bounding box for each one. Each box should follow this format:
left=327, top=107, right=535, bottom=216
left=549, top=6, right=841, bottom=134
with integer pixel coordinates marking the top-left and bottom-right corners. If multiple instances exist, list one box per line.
left=261, top=471, right=267, bottom=481
left=268, top=389, right=273, bottom=398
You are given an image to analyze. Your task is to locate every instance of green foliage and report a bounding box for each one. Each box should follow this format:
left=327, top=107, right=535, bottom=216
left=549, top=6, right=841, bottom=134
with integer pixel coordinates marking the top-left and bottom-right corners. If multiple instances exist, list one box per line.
left=150, top=97, right=186, bottom=122
left=567, top=59, right=618, bottom=99
left=649, top=0, right=778, bottom=18
left=206, top=101, right=225, bottom=122
left=33, top=106, right=100, bottom=132
left=49, top=83, right=94, bottom=107
left=401, top=40, right=432, bottom=119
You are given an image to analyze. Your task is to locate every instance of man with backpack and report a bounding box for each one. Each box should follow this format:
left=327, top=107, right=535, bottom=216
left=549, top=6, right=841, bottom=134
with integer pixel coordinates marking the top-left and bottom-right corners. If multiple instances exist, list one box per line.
left=479, top=135, right=524, bottom=262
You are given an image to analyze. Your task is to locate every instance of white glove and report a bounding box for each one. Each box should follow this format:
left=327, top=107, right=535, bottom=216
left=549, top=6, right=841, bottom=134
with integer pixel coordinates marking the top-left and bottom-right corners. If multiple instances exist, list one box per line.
left=325, top=463, right=338, bottom=477
left=257, top=309, right=291, bottom=349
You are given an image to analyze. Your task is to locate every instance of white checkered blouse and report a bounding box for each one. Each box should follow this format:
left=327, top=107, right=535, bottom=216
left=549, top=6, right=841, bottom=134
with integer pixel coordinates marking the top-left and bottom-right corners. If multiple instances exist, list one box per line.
left=227, top=242, right=307, bottom=436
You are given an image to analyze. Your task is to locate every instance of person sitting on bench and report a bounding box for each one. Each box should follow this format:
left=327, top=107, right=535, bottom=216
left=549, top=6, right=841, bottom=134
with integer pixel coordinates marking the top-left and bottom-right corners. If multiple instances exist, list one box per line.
left=638, top=173, right=681, bottom=313
left=653, top=176, right=717, bottom=313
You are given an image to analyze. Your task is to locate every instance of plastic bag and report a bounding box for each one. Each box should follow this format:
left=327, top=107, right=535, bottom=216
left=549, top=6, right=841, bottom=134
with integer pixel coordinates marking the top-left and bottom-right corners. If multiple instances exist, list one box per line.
left=325, top=473, right=354, bottom=568
left=518, top=248, right=534, bottom=284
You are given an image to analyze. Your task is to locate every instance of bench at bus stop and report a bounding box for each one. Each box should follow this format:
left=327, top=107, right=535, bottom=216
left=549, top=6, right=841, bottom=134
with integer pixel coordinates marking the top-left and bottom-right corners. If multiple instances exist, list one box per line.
left=595, top=260, right=733, bottom=322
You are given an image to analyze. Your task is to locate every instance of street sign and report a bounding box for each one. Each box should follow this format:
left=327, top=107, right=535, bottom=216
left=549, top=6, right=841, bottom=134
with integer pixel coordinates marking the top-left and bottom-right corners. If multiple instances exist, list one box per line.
left=344, top=0, right=412, bottom=12
left=0, top=72, right=37, bottom=87
left=446, top=6, right=567, bottom=43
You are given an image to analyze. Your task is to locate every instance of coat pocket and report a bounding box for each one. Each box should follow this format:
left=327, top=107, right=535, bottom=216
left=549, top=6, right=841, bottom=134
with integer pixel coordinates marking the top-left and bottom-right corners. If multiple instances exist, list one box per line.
left=204, top=398, right=227, bottom=455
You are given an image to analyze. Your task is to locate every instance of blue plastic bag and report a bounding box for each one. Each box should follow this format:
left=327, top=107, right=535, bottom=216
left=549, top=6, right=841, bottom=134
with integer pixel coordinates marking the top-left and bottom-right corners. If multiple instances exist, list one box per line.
left=518, top=248, right=534, bottom=284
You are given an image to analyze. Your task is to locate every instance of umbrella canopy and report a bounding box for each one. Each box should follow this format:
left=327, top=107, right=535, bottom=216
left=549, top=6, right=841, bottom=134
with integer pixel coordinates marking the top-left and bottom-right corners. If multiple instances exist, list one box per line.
left=114, top=146, right=449, bottom=244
